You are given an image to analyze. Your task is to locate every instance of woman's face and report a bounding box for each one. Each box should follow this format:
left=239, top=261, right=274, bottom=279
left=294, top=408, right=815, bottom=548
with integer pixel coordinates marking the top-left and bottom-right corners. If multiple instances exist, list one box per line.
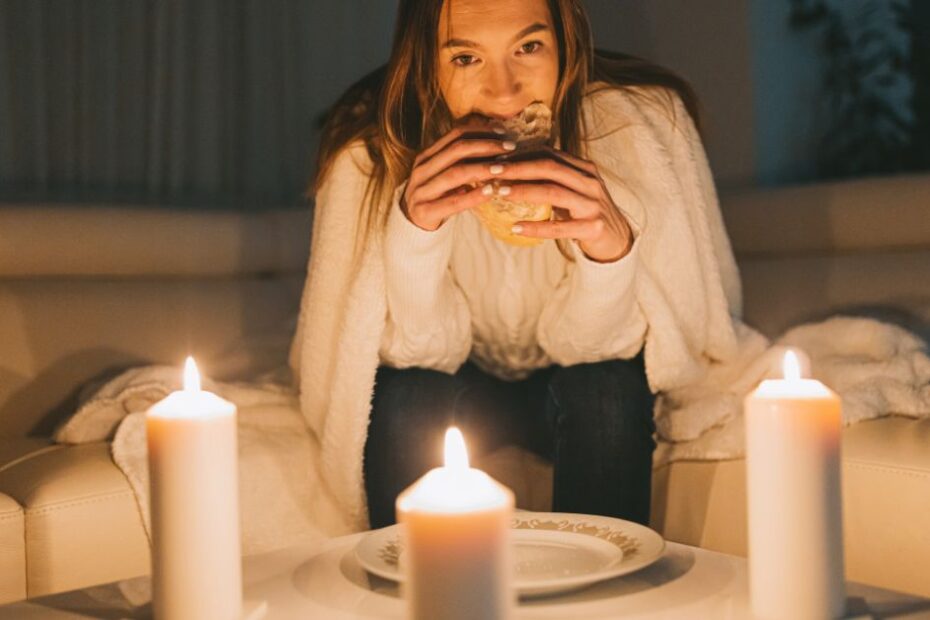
left=436, top=0, right=559, bottom=121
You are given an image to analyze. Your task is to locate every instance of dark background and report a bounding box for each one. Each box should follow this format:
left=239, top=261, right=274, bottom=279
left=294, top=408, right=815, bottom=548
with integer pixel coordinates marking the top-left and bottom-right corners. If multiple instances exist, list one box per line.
left=1, top=0, right=927, bottom=209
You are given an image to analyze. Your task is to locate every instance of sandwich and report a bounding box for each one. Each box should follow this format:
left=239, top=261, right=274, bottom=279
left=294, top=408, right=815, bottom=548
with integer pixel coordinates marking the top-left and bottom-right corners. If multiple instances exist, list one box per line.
left=475, top=102, right=553, bottom=247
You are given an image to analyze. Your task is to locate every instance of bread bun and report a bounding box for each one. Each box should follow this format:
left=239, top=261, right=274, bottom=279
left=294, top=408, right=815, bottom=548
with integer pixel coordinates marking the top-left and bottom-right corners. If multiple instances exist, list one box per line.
left=475, top=103, right=553, bottom=247
left=495, top=102, right=552, bottom=146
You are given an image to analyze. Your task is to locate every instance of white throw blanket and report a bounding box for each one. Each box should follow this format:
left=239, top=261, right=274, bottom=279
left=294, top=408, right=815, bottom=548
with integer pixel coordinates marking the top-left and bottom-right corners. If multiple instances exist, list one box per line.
left=55, top=368, right=356, bottom=555
left=655, top=315, right=930, bottom=463
left=54, top=315, right=930, bottom=554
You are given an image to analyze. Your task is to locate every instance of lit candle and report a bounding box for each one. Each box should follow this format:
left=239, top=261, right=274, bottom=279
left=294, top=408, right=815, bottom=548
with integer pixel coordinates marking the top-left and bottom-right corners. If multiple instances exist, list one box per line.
left=146, top=357, right=242, bottom=620
left=396, top=427, right=515, bottom=620
left=744, top=350, right=846, bottom=619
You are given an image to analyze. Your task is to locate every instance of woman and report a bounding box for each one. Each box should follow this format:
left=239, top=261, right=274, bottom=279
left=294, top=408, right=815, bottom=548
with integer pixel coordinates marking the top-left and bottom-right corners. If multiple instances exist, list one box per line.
left=290, top=0, right=742, bottom=532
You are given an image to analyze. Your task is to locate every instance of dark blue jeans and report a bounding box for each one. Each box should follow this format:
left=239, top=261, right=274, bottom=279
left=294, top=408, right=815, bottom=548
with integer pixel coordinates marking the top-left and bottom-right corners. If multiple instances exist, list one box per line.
left=363, top=351, right=656, bottom=529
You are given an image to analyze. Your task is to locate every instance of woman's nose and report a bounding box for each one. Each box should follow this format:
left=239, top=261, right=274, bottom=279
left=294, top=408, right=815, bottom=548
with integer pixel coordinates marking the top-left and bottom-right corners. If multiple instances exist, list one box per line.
left=482, top=62, right=522, bottom=107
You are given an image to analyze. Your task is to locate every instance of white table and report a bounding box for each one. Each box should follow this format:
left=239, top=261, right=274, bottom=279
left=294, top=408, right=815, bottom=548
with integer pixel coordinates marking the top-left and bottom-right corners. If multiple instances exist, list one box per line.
left=3, top=533, right=929, bottom=619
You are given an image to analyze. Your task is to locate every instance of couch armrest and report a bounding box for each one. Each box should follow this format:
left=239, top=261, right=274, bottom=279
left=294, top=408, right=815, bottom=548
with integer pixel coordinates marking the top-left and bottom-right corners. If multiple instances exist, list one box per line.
left=0, top=492, right=25, bottom=604
left=0, top=442, right=148, bottom=598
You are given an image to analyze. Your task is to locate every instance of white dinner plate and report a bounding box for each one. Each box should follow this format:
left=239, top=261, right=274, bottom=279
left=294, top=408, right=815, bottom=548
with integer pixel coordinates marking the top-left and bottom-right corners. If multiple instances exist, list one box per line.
left=354, top=511, right=666, bottom=597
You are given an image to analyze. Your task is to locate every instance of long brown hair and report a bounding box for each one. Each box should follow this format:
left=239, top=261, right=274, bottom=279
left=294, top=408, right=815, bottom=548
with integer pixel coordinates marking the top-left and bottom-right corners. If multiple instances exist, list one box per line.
left=313, top=0, right=700, bottom=257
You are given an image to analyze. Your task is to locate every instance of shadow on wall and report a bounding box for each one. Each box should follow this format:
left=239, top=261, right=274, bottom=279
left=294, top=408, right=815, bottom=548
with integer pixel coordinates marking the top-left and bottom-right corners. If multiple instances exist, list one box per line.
left=3, top=350, right=146, bottom=438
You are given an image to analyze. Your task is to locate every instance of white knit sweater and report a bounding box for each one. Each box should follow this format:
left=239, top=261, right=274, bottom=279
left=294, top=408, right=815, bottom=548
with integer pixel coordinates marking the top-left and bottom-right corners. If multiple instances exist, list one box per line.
left=380, top=195, right=646, bottom=380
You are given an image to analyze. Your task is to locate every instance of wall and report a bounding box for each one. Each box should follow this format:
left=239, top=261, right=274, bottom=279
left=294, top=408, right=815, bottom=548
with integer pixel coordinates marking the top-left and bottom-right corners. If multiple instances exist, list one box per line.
left=587, top=0, right=923, bottom=188
left=584, top=0, right=757, bottom=189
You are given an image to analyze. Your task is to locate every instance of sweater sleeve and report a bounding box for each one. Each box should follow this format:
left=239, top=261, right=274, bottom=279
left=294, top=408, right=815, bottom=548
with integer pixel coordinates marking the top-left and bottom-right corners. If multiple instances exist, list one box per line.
left=378, top=188, right=473, bottom=373
left=537, top=233, right=647, bottom=365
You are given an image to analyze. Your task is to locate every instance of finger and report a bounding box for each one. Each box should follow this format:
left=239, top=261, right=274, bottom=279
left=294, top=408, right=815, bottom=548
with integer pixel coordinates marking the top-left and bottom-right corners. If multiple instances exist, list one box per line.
left=421, top=183, right=489, bottom=223
left=414, top=124, right=473, bottom=166
left=414, top=117, right=496, bottom=166
left=501, top=182, right=601, bottom=220
left=415, top=159, right=509, bottom=202
left=484, top=158, right=601, bottom=199
left=513, top=217, right=605, bottom=241
left=412, top=137, right=515, bottom=188
left=538, top=146, right=599, bottom=177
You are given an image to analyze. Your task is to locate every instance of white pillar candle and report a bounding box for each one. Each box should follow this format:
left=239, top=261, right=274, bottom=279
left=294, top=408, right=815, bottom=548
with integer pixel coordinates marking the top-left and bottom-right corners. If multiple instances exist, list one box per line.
left=745, top=350, right=845, bottom=620
left=396, top=428, right=515, bottom=620
left=147, top=357, right=242, bottom=620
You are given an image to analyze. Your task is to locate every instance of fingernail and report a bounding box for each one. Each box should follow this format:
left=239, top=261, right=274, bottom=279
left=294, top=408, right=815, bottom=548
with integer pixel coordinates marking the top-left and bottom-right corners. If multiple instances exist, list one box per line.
left=492, top=125, right=507, bottom=135
left=489, top=163, right=504, bottom=174
left=498, top=185, right=511, bottom=196
left=481, top=184, right=494, bottom=196
left=511, top=224, right=523, bottom=234
left=502, top=140, right=516, bottom=151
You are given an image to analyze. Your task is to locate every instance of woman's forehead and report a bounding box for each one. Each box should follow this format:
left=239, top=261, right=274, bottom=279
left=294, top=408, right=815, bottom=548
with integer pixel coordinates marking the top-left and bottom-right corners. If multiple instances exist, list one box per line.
left=438, top=0, right=553, bottom=46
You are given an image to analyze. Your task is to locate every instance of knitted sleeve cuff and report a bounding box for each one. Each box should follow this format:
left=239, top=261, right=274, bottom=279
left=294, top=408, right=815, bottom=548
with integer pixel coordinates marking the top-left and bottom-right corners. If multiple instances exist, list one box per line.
left=384, top=183, right=455, bottom=263
left=569, top=234, right=639, bottom=295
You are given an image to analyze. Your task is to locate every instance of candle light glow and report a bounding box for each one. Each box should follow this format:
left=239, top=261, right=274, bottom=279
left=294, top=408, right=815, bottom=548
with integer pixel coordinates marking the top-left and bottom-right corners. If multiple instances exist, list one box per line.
left=755, top=349, right=831, bottom=399
left=183, top=355, right=201, bottom=392
left=398, top=427, right=510, bottom=514
left=445, top=427, right=469, bottom=470
left=783, top=350, right=801, bottom=381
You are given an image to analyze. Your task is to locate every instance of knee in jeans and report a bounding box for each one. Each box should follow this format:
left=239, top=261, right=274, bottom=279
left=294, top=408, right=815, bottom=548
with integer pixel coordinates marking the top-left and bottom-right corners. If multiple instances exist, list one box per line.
left=376, top=366, right=459, bottom=394
left=548, top=358, right=653, bottom=424
left=551, top=357, right=647, bottom=392
left=375, top=366, right=455, bottom=386
left=371, top=366, right=462, bottom=427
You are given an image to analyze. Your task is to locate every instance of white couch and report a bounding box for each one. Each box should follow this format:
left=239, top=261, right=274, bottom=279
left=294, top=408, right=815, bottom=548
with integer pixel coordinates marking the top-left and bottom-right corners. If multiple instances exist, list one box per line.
left=1, top=175, right=928, bottom=604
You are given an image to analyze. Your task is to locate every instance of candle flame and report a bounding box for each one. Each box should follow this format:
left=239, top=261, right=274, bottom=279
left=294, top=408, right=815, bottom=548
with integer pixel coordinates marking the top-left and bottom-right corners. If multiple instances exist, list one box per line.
left=782, top=350, right=802, bottom=381
left=183, top=356, right=201, bottom=392
left=444, top=427, right=469, bottom=470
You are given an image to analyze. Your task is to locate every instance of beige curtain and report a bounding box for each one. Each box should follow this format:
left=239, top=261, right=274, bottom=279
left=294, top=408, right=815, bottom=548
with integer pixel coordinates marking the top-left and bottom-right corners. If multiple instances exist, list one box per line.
left=0, top=0, right=393, bottom=208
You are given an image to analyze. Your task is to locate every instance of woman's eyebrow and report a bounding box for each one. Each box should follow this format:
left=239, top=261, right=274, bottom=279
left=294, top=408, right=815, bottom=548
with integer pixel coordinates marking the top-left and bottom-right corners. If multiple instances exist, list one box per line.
left=511, top=22, right=549, bottom=42
left=441, top=22, right=550, bottom=50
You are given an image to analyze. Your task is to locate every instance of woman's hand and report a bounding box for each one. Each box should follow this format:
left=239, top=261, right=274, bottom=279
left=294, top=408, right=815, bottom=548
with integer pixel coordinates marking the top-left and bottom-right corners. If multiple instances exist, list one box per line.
left=487, top=149, right=635, bottom=262
left=402, top=120, right=516, bottom=232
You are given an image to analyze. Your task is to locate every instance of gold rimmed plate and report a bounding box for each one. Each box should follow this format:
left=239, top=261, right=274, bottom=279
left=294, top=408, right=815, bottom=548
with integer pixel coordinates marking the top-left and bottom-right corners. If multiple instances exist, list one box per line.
left=354, top=511, right=666, bottom=597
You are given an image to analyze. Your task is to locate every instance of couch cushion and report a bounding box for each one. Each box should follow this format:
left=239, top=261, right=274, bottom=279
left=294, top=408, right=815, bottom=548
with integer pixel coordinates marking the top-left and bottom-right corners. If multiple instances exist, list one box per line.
left=841, top=417, right=930, bottom=597
left=0, top=492, right=25, bottom=604
left=0, top=438, right=56, bottom=468
left=651, top=416, right=930, bottom=598
left=721, top=174, right=930, bottom=340
left=739, top=249, right=930, bottom=339
left=0, top=442, right=149, bottom=597
left=720, top=174, right=930, bottom=256
left=0, top=206, right=309, bottom=277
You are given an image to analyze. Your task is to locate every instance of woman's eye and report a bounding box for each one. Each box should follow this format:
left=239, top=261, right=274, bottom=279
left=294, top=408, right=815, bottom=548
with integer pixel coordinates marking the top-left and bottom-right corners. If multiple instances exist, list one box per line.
left=519, top=41, right=542, bottom=55
left=452, top=54, right=478, bottom=67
